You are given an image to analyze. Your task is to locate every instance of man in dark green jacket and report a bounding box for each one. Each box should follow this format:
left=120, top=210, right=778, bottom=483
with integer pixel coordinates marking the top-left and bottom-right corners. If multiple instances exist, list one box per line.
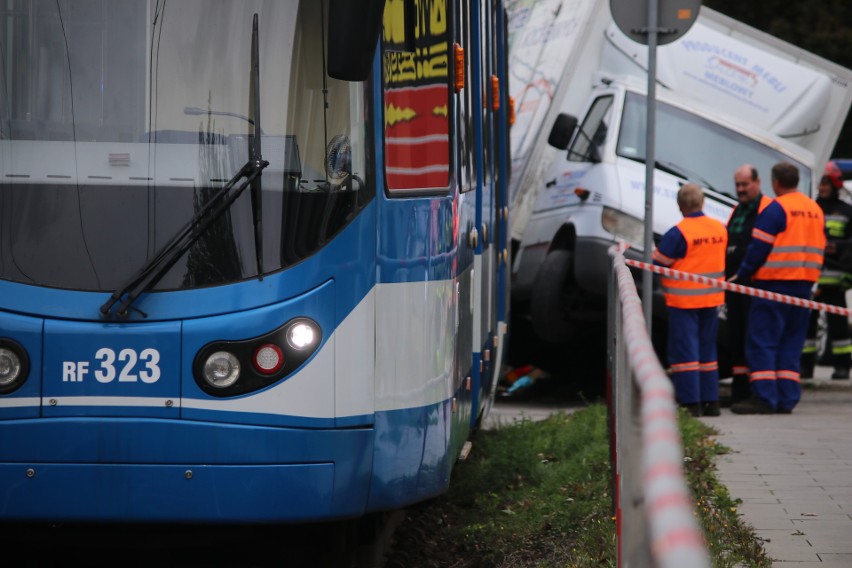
left=724, top=164, right=771, bottom=403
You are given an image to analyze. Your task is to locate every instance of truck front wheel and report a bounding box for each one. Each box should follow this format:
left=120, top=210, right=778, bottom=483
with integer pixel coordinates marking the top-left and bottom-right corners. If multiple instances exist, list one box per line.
left=531, top=250, right=581, bottom=342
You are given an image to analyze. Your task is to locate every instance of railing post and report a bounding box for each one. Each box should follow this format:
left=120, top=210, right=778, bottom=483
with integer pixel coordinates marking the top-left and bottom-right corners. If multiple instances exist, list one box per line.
left=607, top=253, right=620, bottom=561
left=608, top=246, right=710, bottom=568
left=610, top=255, right=651, bottom=567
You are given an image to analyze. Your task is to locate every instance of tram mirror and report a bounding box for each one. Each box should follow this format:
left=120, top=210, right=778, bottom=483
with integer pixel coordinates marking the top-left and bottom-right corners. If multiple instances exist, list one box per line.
left=327, top=0, right=385, bottom=81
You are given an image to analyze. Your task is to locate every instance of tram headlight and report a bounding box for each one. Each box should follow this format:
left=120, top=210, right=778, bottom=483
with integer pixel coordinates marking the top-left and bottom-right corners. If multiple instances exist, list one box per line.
left=193, top=317, right=322, bottom=397
left=202, top=351, right=241, bottom=388
left=0, top=348, right=22, bottom=386
left=0, top=340, right=28, bottom=394
left=287, top=321, right=317, bottom=350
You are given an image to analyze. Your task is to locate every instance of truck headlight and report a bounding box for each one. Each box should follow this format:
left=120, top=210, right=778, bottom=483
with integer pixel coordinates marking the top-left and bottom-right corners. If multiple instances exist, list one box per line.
left=601, top=206, right=644, bottom=247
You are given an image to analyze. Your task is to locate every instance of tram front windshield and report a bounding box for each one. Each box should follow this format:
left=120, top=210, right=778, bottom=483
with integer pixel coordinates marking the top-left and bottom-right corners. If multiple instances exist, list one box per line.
left=0, top=0, right=372, bottom=292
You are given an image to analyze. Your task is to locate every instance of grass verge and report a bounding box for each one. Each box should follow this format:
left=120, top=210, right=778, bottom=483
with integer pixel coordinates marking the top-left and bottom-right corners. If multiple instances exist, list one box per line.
left=384, top=403, right=772, bottom=567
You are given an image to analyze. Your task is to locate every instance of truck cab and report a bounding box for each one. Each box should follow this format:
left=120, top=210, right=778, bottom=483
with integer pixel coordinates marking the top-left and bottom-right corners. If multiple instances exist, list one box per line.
left=505, top=3, right=852, bottom=377
left=512, top=77, right=812, bottom=343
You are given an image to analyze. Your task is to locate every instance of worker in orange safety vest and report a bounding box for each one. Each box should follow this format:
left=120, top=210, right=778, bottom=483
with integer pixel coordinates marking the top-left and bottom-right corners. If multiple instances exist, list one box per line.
left=729, top=162, right=825, bottom=414
left=653, top=183, right=728, bottom=417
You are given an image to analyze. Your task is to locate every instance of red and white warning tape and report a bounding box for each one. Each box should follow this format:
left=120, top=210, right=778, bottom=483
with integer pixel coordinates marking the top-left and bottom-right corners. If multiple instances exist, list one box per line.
left=624, top=257, right=851, bottom=318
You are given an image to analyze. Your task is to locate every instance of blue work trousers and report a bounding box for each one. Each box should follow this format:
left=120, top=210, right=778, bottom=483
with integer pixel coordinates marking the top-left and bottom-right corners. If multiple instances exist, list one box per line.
left=746, top=285, right=812, bottom=412
left=667, top=306, right=720, bottom=405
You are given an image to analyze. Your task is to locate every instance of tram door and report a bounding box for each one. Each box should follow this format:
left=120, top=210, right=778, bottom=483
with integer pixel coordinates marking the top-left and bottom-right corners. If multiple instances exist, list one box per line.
left=478, top=0, right=502, bottom=422
left=380, top=0, right=476, bottom=461
left=456, top=0, right=500, bottom=427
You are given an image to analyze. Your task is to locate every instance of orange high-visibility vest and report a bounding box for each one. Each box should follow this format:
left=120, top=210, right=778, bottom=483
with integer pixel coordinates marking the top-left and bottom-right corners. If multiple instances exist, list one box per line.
left=725, top=194, right=772, bottom=225
left=753, top=192, right=825, bottom=282
left=661, top=216, right=728, bottom=309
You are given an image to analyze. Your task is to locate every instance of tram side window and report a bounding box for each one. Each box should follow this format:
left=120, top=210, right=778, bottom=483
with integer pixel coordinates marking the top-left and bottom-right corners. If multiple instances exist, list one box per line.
left=381, top=0, right=451, bottom=193
left=456, top=0, right=475, bottom=193
left=1, top=1, right=146, bottom=142
left=287, top=0, right=368, bottom=189
left=480, top=0, right=492, bottom=185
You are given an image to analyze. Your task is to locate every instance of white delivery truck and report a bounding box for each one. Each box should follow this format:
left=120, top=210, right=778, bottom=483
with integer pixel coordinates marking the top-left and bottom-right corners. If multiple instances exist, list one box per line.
left=506, top=1, right=852, bottom=369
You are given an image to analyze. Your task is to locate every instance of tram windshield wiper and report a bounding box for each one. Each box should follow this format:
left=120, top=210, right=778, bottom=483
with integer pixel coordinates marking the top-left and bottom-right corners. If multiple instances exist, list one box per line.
left=99, top=157, right=269, bottom=319
left=248, top=13, right=264, bottom=280
left=100, top=13, right=267, bottom=319
left=183, top=107, right=265, bottom=134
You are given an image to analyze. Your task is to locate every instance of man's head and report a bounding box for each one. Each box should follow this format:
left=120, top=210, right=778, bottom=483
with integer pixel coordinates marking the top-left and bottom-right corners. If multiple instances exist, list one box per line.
left=733, top=164, right=761, bottom=204
left=818, top=175, right=837, bottom=200
left=770, top=162, right=800, bottom=196
left=820, top=161, right=844, bottom=199
left=677, top=183, right=704, bottom=216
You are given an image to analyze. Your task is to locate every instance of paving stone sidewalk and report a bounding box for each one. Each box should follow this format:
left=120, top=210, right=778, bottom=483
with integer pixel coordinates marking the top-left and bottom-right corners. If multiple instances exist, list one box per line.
left=702, top=369, right=852, bottom=566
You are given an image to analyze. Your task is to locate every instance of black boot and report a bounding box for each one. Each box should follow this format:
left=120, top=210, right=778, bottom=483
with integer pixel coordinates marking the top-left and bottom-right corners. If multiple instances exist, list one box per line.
left=702, top=401, right=721, bottom=417
left=731, top=396, right=774, bottom=415
left=800, top=352, right=816, bottom=379
left=831, top=366, right=850, bottom=380
left=730, top=375, right=751, bottom=403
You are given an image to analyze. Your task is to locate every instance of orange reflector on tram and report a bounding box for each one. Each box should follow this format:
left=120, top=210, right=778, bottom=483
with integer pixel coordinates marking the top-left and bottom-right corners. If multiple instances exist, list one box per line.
left=454, top=43, right=465, bottom=93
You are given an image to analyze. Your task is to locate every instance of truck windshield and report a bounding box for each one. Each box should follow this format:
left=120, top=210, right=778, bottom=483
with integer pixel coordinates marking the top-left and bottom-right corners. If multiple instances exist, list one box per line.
left=0, top=0, right=372, bottom=292
left=616, top=92, right=811, bottom=200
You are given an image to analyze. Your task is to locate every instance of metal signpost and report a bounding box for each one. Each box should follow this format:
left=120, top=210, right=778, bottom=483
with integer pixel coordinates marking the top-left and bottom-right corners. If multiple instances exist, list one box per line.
left=609, top=0, right=701, bottom=331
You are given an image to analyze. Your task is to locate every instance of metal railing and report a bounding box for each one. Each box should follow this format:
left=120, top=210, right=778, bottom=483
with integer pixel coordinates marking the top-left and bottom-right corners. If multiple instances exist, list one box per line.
left=607, top=245, right=711, bottom=568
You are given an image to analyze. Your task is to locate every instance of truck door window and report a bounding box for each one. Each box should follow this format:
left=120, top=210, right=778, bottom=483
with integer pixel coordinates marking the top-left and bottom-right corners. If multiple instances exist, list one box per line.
left=567, top=96, right=613, bottom=162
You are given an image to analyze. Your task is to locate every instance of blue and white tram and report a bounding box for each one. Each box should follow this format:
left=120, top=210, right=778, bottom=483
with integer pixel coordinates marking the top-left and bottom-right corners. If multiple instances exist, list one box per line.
left=0, top=0, right=511, bottom=522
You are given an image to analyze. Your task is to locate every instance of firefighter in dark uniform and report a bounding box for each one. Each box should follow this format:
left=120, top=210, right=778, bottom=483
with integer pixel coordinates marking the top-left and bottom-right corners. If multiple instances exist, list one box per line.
left=724, top=164, right=772, bottom=404
left=800, top=162, right=852, bottom=380
left=730, top=162, right=825, bottom=414
left=653, top=183, right=728, bottom=417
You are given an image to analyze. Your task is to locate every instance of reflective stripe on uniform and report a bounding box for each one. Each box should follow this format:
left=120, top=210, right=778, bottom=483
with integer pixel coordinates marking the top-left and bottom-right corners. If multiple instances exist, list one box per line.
left=777, top=370, right=801, bottom=382
left=750, top=370, right=776, bottom=381
left=831, top=339, right=852, bottom=355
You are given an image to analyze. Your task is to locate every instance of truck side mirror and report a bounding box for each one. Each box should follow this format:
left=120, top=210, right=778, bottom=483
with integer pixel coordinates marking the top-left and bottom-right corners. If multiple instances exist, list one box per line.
left=547, top=113, right=578, bottom=150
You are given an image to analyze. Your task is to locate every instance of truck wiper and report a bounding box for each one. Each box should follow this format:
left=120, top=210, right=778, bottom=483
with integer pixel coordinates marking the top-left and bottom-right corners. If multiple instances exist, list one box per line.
left=623, top=155, right=718, bottom=192
left=100, top=157, right=269, bottom=319
left=656, top=159, right=718, bottom=192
